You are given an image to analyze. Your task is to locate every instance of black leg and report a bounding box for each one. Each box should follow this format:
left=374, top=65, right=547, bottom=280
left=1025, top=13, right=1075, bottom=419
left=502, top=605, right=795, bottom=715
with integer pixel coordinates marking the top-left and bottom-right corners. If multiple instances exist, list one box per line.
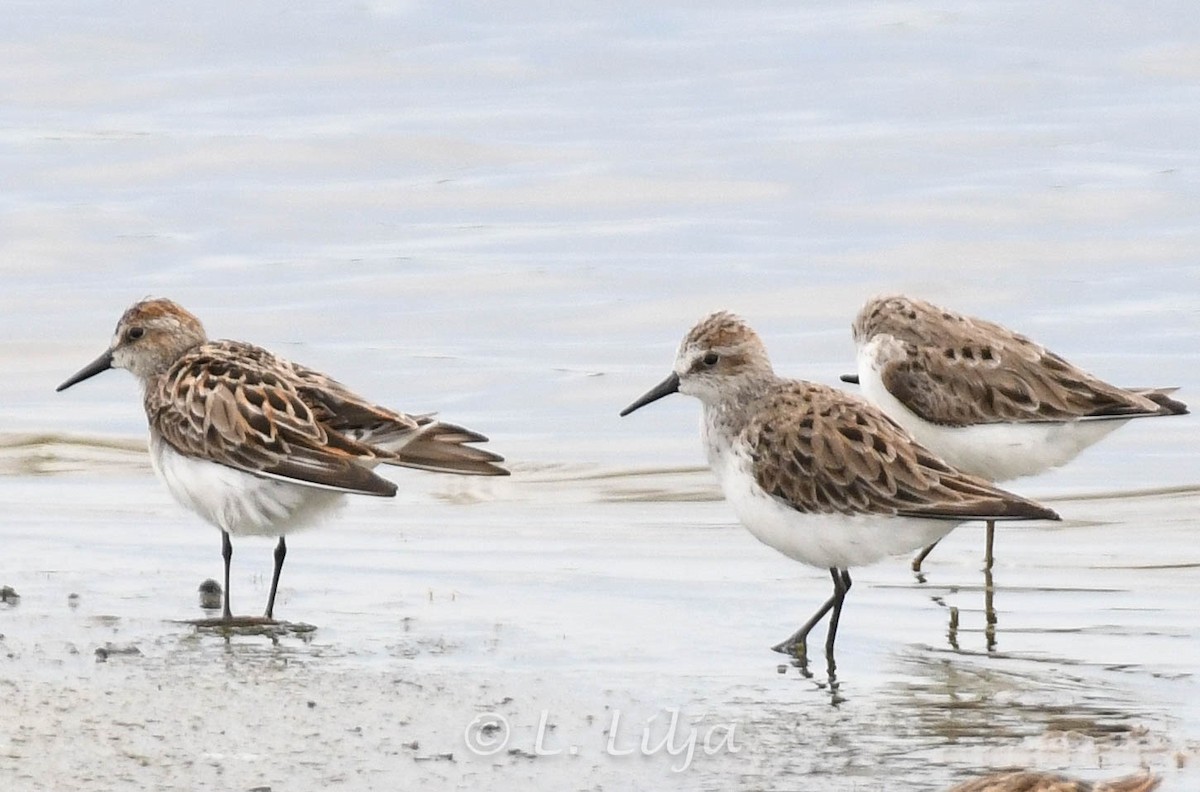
left=983, top=519, right=996, bottom=571
left=822, top=569, right=852, bottom=660
left=772, top=567, right=851, bottom=663
left=265, top=536, right=286, bottom=621
left=912, top=540, right=938, bottom=572
left=221, top=530, right=234, bottom=621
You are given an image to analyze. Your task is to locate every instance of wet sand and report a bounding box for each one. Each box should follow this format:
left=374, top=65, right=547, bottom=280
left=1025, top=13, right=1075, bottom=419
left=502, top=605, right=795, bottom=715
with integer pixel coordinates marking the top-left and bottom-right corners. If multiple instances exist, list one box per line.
left=1, top=440, right=1197, bottom=791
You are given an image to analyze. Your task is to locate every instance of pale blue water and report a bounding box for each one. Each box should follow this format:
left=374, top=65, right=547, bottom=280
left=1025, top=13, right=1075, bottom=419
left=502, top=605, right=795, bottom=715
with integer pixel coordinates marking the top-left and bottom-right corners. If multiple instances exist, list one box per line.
left=1, top=2, right=1198, bottom=790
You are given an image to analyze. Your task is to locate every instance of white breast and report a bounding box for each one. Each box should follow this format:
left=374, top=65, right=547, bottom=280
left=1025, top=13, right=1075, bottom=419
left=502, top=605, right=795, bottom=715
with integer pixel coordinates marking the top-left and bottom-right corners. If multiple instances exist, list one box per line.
left=148, top=434, right=345, bottom=537
left=702, top=412, right=959, bottom=570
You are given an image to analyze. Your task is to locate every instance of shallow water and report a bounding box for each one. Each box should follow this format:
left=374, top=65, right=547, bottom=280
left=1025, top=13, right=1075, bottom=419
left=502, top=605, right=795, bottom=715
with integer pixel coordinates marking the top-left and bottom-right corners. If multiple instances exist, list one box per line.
left=2, top=1, right=1200, bottom=790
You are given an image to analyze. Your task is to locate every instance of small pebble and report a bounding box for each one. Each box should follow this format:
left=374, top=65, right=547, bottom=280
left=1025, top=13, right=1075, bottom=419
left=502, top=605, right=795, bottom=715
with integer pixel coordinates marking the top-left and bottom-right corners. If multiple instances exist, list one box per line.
left=198, top=578, right=223, bottom=610
left=67, top=593, right=81, bottom=608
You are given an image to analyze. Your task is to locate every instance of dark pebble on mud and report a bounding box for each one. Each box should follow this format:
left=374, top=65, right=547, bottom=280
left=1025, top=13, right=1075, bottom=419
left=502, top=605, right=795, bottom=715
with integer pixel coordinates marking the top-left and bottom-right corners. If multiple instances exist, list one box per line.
left=198, top=578, right=223, bottom=610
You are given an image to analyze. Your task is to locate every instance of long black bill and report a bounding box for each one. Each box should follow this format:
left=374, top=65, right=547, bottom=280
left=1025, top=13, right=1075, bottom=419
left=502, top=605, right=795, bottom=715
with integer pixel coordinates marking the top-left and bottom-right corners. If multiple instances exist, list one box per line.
left=619, top=371, right=680, bottom=417
left=839, top=373, right=859, bottom=385
left=56, top=350, right=114, bottom=392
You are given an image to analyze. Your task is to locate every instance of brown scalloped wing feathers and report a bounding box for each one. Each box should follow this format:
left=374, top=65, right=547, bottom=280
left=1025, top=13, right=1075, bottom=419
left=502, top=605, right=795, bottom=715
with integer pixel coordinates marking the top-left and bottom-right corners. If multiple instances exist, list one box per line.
left=746, top=381, right=1058, bottom=521
left=147, top=342, right=398, bottom=496
left=855, top=295, right=1186, bottom=426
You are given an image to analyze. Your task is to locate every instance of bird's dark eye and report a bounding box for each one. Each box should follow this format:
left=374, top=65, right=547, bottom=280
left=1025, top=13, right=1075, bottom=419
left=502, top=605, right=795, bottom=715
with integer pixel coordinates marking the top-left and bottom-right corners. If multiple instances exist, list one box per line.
left=127, top=327, right=144, bottom=341
left=702, top=352, right=719, bottom=366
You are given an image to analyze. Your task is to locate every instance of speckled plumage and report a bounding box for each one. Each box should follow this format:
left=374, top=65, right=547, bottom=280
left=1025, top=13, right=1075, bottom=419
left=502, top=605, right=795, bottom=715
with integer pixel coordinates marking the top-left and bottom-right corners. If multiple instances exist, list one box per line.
left=853, top=294, right=1185, bottom=427
left=744, top=380, right=1054, bottom=522
left=145, top=337, right=505, bottom=496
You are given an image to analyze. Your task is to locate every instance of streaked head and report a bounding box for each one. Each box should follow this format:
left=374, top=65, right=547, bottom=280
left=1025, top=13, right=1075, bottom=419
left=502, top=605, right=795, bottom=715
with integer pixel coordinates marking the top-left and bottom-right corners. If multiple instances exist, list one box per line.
left=57, top=298, right=208, bottom=391
left=852, top=294, right=918, bottom=344
left=620, top=311, right=773, bottom=415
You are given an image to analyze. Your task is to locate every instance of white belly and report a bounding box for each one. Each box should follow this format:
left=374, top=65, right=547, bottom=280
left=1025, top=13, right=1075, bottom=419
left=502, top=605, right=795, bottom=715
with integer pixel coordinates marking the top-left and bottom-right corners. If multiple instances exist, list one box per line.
left=856, top=346, right=1126, bottom=482
left=149, top=435, right=345, bottom=537
left=705, top=427, right=959, bottom=570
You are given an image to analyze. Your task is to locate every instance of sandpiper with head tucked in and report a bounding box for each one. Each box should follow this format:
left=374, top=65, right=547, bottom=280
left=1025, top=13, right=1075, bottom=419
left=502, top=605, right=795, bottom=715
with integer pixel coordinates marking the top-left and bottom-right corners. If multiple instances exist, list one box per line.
left=57, top=298, right=508, bottom=624
left=946, top=770, right=1159, bottom=792
left=620, top=311, right=1058, bottom=668
left=844, top=295, right=1187, bottom=571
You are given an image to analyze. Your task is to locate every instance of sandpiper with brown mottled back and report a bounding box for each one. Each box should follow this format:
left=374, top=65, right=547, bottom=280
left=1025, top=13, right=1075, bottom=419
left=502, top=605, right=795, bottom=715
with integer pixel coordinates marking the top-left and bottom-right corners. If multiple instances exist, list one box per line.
left=946, top=769, right=1159, bottom=792
left=57, top=298, right=508, bottom=626
left=620, top=311, right=1059, bottom=670
left=844, top=295, right=1187, bottom=571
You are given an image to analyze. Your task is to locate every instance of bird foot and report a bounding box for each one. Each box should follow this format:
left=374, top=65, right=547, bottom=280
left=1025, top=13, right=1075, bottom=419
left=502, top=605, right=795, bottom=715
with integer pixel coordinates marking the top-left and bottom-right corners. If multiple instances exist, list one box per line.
left=771, top=638, right=807, bottom=663
left=180, top=616, right=316, bottom=636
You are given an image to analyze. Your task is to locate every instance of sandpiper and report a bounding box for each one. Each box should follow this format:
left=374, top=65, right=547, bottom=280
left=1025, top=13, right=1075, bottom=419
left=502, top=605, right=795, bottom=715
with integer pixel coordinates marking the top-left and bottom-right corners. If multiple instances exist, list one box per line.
left=58, top=298, right=508, bottom=624
left=620, top=311, right=1058, bottom=667
left=845, top=294, right=1187, bottom=570
left=947, top=770, right=1158, bottom=792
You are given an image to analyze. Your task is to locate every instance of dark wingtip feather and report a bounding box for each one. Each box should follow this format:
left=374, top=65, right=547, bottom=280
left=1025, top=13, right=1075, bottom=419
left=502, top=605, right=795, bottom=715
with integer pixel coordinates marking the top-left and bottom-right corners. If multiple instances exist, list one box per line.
left=385, top=420, right=510, bottom=477
left=1143, top=390, right=1188, bottom=416
left=261, top=458, right=399, bottom=497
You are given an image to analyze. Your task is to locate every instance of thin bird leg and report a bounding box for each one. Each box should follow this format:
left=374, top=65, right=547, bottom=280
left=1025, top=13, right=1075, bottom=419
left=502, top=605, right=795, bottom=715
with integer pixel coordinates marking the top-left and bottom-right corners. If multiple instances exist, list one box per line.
left=822, top=569, right=853, bottom=660
left=771, top=567, right=844, bottom=660
left=911, top=540, right=939, bottom=572
left=915, top=519, right=997, bottom=573
left=221, top=530, right=234, bottom=621
left=265, top=536, right=286, bottom=621
left=983, top=564, right=997, bottom=653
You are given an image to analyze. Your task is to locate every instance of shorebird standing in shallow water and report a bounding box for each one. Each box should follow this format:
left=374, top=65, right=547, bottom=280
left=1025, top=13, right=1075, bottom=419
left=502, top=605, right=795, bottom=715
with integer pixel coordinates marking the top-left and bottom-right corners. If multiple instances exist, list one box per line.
left=844, top=294, right=1187, bottom=571
left=57, top=298, right=508, bottom=625
left=947, top=770, right=1159, bottom=792
left=620, top=311, right=1058, bottom=670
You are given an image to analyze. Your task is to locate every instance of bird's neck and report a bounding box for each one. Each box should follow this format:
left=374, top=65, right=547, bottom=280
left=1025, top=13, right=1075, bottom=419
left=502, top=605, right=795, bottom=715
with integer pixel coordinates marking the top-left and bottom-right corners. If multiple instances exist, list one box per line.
left=701, top=373, right=774, bottom=436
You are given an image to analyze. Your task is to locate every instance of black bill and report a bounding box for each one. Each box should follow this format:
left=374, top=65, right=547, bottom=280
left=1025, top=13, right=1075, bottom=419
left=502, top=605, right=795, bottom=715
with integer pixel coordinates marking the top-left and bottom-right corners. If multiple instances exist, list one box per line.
left=56, top=349, right=114, bottom=392
left=619, top=371, right=680, bottom=416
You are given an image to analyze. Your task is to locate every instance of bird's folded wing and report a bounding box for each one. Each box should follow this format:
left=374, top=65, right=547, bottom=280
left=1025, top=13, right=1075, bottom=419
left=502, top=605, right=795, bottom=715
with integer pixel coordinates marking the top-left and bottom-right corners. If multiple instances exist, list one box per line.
left=856, top=296, right=1180, bottom=424
left=149, top=348, right=397, bottom=496
left=880, top=341, right=1174, bottom=425
left=747, top=381, right=1057, bottom=521
left=290, top=365, right=509, bottom=476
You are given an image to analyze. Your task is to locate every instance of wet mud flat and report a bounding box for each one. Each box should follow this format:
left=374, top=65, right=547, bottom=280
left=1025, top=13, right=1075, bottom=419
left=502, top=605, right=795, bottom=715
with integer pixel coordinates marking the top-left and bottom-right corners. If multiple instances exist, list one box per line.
left=0, top=461, right=1197, bottom=791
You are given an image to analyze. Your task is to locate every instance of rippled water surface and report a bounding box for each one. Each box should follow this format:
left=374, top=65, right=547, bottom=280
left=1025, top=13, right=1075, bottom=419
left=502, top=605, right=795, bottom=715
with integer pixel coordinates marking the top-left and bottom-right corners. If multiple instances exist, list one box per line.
left=2, top=2, right=1199, bottom=790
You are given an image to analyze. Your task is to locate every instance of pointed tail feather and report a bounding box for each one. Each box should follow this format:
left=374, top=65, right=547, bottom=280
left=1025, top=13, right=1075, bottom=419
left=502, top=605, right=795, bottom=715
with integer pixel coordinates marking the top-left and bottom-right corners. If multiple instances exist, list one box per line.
left=1130, top=387, right=1188, bottom=416
left=382, top=420, right=509, bottom=476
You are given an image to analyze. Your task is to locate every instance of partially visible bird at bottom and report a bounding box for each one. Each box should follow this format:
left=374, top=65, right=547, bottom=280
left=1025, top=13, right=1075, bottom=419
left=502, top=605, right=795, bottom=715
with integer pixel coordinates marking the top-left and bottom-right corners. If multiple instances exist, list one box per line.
left=947, top=770, right=1159, bottom=792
